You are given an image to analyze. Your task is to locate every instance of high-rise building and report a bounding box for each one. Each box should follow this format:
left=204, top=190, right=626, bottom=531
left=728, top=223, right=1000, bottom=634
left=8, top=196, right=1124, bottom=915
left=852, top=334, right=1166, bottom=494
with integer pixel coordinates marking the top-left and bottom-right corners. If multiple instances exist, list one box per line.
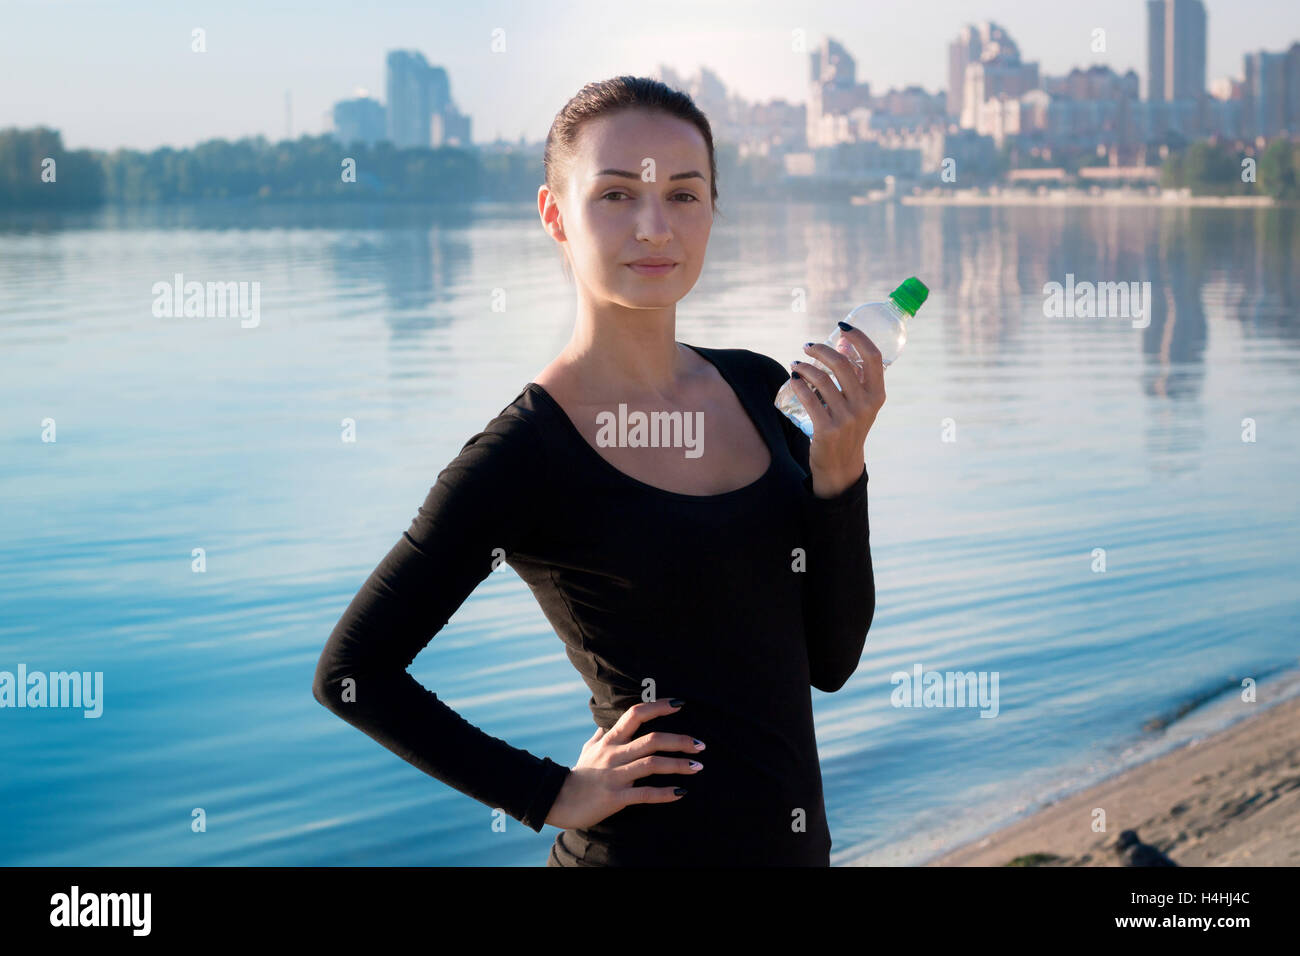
left=386, top=51, right=431, bottom=148
left=947, top=22, right=1020, bottom=120
left=962, top=58, right=1040, bottom=133
left=1289, top=42, right=1300, bottom=132
left=385, top=50, right=472, bottom=148
left=945, top=23, right=1038, bottom=134
left=1145, top=0, right=1206, bottom=102
left=810, top=36, right=858, bottom=88
left=654, top=65, right=741, bottom=143
left=806, top=38, right=872, bottom=148
left=1243, top=49, right=1290, bottom=138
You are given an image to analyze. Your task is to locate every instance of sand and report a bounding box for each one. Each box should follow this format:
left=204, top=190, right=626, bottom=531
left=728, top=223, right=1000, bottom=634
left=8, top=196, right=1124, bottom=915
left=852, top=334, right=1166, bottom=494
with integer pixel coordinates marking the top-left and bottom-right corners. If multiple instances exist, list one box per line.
left=926, top=692, right=1300, bottom=867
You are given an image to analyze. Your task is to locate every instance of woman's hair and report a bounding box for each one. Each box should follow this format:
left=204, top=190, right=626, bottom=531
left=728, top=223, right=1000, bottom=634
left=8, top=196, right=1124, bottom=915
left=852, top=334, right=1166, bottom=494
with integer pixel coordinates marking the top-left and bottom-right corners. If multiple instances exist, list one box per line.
left=543, top=75, right=720, bottom=280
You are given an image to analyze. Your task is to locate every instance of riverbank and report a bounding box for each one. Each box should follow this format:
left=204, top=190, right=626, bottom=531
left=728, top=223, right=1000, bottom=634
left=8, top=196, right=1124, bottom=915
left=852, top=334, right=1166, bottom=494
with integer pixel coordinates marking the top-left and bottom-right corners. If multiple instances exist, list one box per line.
left=925, top=691, right=1300, bottom=866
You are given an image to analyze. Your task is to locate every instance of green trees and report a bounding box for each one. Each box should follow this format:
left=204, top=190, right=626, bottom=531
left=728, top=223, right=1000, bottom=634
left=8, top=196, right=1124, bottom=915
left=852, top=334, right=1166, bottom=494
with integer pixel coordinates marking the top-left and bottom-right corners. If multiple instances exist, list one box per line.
left=0, top=129, right=514, bottom=207
left=0, top=127, right=105, bottom=207
left=1257, top=140, right=1299, bottom=200
left=1158, top=139, right=1299, bottom=199
left=93, top=134, right=486, bottom=202
left=1160, top=142, right=1244, bottom=195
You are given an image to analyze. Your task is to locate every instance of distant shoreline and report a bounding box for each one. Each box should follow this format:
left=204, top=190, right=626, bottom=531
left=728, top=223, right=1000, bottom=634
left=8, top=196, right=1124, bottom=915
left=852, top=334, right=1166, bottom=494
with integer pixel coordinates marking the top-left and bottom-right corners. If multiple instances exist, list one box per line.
left=898, top=192, right=1291, bottom=208
left=3, top=194, right=1294, bottom=215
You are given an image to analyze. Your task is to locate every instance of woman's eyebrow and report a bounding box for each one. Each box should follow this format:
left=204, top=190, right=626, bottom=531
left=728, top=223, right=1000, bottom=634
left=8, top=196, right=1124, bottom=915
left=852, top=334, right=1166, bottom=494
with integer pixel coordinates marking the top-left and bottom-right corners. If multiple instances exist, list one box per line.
left=593, top=169, right=705, bottom=182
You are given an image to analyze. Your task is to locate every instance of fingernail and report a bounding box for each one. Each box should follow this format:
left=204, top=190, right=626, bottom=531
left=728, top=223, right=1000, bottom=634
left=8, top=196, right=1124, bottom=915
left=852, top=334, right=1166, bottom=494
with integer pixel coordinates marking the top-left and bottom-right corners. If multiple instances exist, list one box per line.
left=668, top=698, right=684, bottom=707
left=692, top=738, right=705, bottom=750
left=791, top=370, right=801, bottom=380
left=838, top=321, right=854, bottom=330
left=674, top=788, right=688, bottom=795
left=688, top=760, right=703, bottom=770
left=803, top=341, right=814, bottom=347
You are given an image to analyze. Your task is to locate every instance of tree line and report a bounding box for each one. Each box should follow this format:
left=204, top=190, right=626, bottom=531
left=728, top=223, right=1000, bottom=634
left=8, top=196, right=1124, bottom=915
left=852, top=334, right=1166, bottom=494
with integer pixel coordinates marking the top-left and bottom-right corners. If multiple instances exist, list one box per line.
left=1159, top=140, right=1300, bottom=199
left=0, top=128, right=542, bottom=207
left=2, top=126, right=1297, bottom=207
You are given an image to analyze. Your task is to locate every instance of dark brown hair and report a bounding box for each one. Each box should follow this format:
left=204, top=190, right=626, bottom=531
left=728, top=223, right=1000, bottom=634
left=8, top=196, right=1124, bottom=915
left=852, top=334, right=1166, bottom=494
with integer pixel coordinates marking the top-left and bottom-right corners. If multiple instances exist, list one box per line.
left=543, top=76, right=720, bottom=278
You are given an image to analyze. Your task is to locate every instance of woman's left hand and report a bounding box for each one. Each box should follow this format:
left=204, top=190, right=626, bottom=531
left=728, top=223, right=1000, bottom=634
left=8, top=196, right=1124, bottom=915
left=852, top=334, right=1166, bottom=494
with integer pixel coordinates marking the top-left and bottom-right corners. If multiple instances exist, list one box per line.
left=788, top=326, right=886, bottom=499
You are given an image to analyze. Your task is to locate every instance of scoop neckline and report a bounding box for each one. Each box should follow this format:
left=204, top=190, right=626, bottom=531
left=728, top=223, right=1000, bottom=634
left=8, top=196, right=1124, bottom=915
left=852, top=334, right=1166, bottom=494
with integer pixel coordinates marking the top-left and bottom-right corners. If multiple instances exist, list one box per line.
left=523, top=343, right=778, bottom=502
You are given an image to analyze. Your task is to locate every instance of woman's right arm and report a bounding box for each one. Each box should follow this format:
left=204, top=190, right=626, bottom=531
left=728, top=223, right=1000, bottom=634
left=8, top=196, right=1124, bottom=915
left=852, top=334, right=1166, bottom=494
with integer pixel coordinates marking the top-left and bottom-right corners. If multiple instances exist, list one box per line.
left=311, top=408, right=571, bottom=833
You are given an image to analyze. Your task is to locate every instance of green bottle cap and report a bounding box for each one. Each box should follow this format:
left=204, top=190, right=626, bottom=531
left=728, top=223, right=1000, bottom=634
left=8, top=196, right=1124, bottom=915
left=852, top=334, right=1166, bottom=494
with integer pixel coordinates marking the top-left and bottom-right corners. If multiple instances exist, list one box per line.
left=889, top=277, right=928, bottom=316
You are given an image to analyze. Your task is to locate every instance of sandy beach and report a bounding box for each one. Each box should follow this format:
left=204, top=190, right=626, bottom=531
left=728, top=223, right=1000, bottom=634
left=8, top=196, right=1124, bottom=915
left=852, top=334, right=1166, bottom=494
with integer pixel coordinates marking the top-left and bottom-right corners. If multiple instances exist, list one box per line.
left=927, top=692, right=1300, bottom=867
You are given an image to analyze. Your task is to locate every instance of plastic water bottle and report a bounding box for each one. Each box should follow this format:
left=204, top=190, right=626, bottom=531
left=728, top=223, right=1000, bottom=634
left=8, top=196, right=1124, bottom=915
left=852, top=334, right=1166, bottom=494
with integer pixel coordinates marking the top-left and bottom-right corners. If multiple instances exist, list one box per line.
left=775, top=277, right=928, bottom=438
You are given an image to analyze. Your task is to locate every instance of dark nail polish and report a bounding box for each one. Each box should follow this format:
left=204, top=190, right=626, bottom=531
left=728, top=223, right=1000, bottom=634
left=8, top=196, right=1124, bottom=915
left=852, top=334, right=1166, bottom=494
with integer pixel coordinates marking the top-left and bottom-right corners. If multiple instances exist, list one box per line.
left=674, top=788, right=688, bottom=795
left=668, top=698, right=684, bottom=707
left=803, top=341, right=814, bottom=347
left=838, top=320, right=854, bottom=330
left=791, top=370, right=801, bottom=380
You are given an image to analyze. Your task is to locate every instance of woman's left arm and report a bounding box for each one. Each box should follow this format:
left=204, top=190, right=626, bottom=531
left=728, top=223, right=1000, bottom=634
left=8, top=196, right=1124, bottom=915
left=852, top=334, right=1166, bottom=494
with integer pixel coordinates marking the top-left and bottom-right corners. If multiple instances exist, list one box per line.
left=755, top=333, right=883, bottom=692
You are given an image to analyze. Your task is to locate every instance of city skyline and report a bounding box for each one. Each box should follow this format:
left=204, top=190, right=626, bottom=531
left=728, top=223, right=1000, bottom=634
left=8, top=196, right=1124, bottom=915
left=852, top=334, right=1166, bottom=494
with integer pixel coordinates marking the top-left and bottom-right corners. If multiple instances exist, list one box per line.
left=3, top=0, right=1299, bottom=152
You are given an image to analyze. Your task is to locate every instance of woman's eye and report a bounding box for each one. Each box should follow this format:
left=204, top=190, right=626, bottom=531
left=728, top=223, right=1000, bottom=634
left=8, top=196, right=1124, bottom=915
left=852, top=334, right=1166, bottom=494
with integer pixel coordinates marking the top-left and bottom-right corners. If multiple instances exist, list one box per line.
left=601, top=191, right=700, bottom=202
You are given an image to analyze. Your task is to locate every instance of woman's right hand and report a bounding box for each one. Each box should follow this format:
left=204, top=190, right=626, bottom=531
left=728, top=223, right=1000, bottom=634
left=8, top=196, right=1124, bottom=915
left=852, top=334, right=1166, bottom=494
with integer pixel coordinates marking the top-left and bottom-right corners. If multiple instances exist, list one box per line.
left=544, top=698, right=704, bottom=830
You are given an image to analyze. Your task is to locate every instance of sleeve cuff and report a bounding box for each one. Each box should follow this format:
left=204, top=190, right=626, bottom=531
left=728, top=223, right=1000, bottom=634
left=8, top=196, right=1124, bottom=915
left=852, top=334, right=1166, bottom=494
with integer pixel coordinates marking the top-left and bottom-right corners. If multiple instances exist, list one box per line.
left=803, top=465, right=868, bottom=518
left=520, top=757, right=571, bottom=833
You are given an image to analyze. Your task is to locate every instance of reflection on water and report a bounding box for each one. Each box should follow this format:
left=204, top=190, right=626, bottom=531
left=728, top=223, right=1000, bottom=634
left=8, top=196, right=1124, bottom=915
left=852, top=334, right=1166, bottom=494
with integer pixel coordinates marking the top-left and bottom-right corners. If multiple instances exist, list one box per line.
left=0, top=200, right=1297, bottom=866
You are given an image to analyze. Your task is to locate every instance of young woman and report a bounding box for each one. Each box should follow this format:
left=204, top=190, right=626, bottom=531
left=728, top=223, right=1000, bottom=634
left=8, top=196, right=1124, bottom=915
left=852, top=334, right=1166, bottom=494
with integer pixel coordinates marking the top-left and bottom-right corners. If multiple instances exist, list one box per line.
left=313, top=76, right=880, bottom=867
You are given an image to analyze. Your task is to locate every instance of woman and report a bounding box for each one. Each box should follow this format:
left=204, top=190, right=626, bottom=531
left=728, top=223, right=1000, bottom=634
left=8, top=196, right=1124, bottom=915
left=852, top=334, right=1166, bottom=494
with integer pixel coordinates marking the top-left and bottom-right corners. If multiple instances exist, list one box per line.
left=312, top=75, right=880, bottom=867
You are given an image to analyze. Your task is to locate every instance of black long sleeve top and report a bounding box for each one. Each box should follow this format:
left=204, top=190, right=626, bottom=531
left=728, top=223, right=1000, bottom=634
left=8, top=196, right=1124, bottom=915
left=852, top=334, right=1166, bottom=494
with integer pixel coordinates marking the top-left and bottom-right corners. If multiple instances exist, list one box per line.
left=312, top=343, right=876, bottom=866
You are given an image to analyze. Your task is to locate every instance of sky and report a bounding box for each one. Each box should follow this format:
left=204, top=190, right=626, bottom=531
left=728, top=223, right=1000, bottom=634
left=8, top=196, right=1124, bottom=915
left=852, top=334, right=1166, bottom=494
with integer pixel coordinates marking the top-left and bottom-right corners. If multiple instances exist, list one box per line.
left=3, top=0, right=1298, bottom=152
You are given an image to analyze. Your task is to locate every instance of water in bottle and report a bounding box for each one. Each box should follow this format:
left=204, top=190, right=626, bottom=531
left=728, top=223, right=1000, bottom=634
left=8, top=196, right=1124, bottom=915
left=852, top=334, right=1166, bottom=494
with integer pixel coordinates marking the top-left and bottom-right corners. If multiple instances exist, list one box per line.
left=775, top=277, right=928, bottom=438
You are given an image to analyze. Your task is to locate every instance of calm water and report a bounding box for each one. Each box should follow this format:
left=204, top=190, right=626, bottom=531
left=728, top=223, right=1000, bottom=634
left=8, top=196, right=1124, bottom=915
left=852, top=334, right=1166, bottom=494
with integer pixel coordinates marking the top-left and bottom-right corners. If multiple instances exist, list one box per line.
left=2, top=199, right=1298, bottom=866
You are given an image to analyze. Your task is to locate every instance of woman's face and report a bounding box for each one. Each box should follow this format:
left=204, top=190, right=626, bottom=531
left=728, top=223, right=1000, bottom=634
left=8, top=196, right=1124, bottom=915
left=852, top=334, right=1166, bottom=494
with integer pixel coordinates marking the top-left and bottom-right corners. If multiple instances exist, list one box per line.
left=545, top=108, right=713, bottom=308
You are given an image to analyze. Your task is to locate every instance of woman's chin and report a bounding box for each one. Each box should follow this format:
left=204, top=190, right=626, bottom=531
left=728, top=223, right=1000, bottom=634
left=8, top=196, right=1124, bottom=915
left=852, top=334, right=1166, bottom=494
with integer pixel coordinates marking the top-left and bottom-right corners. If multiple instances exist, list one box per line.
left=621, top=293, right=682, bottom=309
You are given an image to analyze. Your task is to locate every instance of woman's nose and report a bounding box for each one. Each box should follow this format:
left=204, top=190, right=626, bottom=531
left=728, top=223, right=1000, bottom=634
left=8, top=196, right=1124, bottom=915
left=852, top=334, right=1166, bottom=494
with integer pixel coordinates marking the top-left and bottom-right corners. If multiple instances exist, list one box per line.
left=636, top=204, right=672, bottom=242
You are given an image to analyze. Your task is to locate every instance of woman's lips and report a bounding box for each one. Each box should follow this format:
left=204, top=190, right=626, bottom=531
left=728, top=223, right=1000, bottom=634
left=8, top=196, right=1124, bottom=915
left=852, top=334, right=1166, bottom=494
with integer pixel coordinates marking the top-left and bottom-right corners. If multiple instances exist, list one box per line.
left=627, top=263, right=677, bottom=276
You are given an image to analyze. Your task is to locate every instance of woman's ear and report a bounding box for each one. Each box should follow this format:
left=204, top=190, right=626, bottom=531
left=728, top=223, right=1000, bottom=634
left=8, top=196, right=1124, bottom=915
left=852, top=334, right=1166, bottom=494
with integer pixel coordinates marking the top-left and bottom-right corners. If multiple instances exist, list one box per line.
left=538, top=185, right=566, bottom=242
left=538, top=185, right=572, bottom=282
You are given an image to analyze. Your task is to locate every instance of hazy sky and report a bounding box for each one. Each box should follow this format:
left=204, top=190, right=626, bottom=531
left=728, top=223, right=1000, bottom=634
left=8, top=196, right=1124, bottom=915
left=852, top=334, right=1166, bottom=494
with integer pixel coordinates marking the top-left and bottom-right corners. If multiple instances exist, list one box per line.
left=3, top=0, right=1298, bottom=151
